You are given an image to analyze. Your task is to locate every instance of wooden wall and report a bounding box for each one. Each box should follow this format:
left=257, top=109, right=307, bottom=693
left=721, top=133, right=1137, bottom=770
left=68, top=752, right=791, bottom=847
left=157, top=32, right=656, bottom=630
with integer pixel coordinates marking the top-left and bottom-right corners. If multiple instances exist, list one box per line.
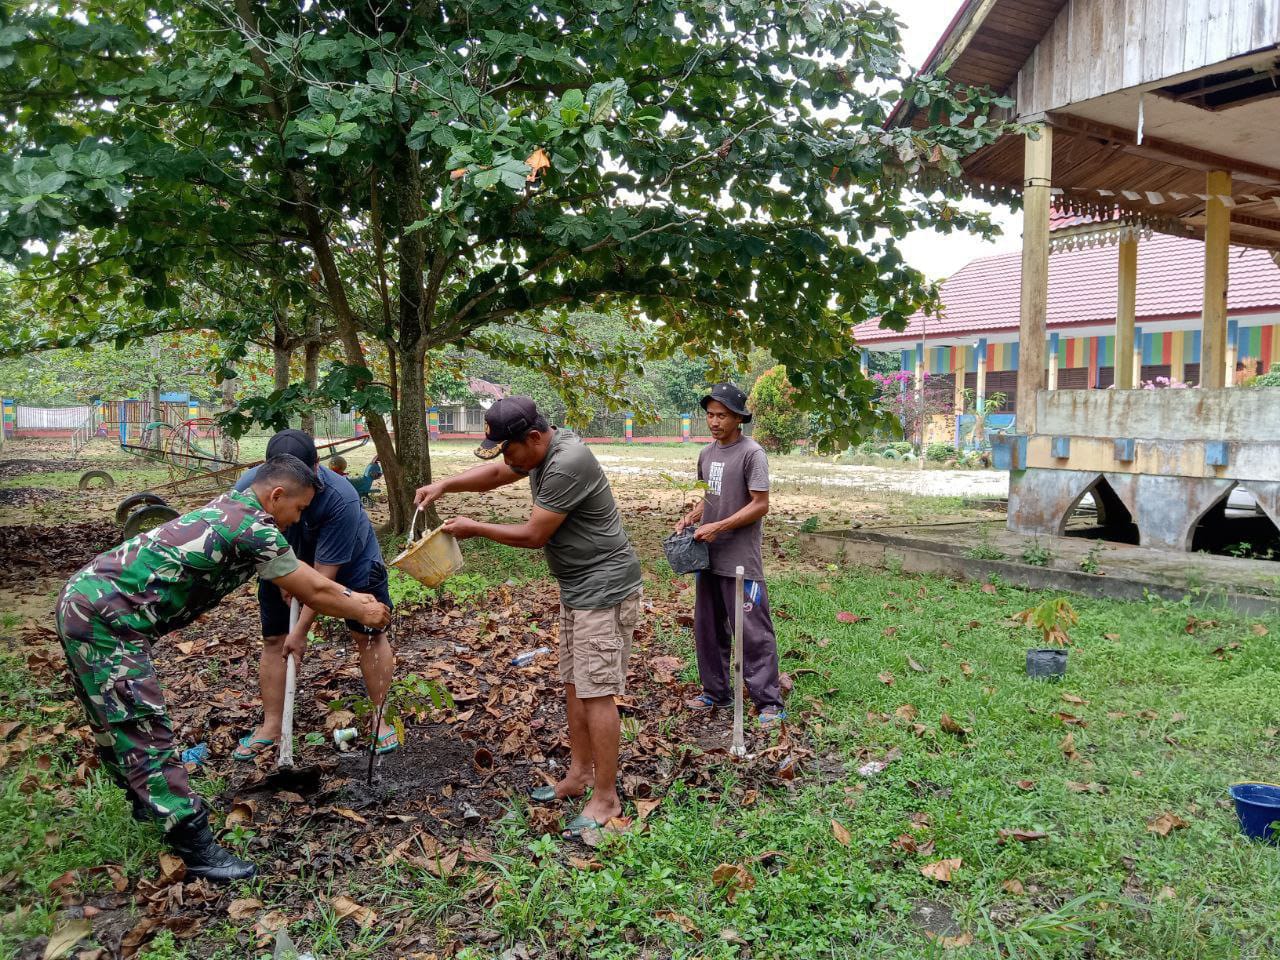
left=1014, top=0, right=1280, bottom=117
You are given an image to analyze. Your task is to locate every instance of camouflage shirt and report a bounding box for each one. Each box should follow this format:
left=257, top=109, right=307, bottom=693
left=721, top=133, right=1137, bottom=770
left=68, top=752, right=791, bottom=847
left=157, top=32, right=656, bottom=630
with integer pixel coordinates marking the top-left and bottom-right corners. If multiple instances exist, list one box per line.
left=61, top=488, right=299, bottom=640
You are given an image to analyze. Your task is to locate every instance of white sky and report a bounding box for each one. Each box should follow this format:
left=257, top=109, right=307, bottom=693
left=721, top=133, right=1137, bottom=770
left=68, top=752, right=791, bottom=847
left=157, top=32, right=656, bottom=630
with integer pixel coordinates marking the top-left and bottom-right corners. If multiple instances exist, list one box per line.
left=888, top=0, right=1024, bottom=279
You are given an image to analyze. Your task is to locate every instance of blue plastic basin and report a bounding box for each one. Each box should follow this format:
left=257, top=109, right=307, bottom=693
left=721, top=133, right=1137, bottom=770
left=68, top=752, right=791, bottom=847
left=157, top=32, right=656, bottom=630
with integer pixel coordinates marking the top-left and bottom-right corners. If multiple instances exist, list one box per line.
left=1229, top=783, right=1280, bottom=844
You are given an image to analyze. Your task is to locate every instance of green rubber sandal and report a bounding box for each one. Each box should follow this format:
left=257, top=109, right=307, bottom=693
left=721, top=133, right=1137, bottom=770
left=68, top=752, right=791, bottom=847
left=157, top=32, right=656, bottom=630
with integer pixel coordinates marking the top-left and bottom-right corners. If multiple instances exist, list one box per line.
left=375, top=730, right=401, bottom=755
left=561, top=814, right=605, bottom=840
left=232, top=735, right=276, bottom=761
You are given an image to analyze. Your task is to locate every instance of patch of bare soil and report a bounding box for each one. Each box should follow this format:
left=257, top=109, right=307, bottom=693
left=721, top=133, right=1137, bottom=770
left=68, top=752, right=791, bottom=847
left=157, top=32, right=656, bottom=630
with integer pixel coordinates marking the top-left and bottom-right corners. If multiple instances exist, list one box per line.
left=0, top=487, right=72, bottom=508
left=0, top=519, right=118, bottom=586
left=0, top=456, right=88, bottom=479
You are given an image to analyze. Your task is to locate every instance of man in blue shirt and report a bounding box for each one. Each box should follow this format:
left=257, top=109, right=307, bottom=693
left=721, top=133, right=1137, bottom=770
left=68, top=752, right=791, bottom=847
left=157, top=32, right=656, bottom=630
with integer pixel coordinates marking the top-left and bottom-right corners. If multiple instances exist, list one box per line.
left=232, top=430, right=398, bottom=756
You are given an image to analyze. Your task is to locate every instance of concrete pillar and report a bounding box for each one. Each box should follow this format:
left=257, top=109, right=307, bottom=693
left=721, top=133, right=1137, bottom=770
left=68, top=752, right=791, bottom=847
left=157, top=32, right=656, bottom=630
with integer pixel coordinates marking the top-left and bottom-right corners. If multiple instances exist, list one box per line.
left=1225, top=319, right=1239, bottom=388
left=953, top=348, right=966, bottom=414
left=1200, top=170, right=1231, bottom=389
left=1017, top=126, right=1052, bottom=433
left=1047, top=333, right=1059, bottom=390
left=1132, top=326, right=1143, bottom=388
left=914, top=345, right=924, bottom=392
left=1115, top=235, right=1138, bottom=389
left=860, top=348, right=869, bottom=377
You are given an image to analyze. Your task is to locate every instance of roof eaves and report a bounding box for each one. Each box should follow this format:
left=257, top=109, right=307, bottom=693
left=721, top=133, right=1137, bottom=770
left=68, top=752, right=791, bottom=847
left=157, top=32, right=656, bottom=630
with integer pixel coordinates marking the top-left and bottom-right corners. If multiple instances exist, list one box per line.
left=886, top=0, right=997, bottom=130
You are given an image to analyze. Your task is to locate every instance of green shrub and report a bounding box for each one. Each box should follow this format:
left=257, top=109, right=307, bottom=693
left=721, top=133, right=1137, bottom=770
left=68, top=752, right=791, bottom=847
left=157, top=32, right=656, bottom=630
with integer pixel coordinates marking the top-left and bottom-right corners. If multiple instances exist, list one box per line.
left=881, top=448, right=900, bottom=460
left=891, top=441, right=913, bottom=453
left=926, top=442, right=957, bottom=462
left=1252, top=363, right=1280, bottom=388
left=748, top=365, right=807, bottom=454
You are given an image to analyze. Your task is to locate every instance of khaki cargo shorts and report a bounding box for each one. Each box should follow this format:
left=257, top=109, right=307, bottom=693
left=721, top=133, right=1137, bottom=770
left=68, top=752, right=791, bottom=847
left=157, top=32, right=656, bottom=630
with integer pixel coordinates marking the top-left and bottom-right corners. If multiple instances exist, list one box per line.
left=558, top=589, right=642, bottom=699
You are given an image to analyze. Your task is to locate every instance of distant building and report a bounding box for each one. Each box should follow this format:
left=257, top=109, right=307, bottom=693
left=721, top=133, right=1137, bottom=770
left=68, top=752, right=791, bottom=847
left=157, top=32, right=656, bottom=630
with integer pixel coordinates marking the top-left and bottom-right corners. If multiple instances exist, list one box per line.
left=854, top=230, right=1280, bottom=413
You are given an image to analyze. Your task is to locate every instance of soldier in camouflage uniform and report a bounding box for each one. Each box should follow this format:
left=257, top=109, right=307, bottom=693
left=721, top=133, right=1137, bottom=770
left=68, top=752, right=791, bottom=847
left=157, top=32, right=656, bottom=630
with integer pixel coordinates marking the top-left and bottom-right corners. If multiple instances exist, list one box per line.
left=56, top=455, right=391, bottom=882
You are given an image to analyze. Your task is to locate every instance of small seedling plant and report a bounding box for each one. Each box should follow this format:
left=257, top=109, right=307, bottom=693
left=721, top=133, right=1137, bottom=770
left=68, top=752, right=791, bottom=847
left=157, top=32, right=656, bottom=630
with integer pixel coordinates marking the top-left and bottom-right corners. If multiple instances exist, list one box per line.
left=660, top=471, right=709, bottom=521
left=336, top=673, right=454, bottom=785
left=1015, top=596, right=1079, bottom=646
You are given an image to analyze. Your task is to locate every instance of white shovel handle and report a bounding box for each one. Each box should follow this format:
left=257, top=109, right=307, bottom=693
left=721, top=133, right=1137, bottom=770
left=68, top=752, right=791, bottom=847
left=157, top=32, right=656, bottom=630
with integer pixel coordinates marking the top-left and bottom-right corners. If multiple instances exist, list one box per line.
left=277, top=598, right=301, bottom=768
left=731, top=565, right=747, bottom=758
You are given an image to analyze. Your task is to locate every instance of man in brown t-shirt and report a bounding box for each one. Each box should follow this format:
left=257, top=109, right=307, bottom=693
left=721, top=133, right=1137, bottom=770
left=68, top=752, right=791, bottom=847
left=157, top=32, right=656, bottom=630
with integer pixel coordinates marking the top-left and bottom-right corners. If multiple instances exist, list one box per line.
left=675, top=383, right=785, bottom=724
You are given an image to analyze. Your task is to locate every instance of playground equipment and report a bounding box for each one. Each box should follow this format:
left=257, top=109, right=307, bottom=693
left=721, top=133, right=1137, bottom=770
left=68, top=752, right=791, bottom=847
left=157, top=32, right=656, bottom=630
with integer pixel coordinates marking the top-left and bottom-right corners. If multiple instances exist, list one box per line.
left=79, top=420, right=370, bottom=540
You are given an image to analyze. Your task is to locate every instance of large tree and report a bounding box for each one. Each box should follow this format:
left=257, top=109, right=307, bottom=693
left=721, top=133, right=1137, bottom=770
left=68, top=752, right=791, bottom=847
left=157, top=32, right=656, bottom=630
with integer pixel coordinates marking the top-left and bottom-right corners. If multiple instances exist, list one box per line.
left=0, top=1, right=1010, bottom=531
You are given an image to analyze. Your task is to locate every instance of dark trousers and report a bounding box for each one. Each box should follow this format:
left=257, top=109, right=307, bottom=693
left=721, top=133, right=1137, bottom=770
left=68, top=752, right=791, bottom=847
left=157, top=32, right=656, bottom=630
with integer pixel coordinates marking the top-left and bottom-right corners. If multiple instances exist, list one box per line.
left=693, top=572, right=783, bottom=710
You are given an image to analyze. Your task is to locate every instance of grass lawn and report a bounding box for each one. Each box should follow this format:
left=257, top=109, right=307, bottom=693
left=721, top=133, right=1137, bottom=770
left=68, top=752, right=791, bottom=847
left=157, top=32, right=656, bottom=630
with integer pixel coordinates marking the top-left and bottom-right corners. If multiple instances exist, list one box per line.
left=3, top=550, right=1279, bottom=959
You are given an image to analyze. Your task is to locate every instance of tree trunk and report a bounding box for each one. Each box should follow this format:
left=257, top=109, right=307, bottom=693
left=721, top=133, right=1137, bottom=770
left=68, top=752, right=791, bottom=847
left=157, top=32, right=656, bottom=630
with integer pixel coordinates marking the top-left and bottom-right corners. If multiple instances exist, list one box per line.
left=220, top=375, right=238, bottom=461
left=301, top=318, right=321, bottom=436
left=273, top=341, right=292, bottom=392
left=395, top=346, right=434, bottom=530
left=299, top=204, right=409, bottom=532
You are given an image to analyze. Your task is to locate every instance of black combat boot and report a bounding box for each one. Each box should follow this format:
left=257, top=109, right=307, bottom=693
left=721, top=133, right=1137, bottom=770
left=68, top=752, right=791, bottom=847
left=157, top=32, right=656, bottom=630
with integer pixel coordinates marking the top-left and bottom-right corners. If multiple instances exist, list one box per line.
left=166, top=810, right=257, bottom=883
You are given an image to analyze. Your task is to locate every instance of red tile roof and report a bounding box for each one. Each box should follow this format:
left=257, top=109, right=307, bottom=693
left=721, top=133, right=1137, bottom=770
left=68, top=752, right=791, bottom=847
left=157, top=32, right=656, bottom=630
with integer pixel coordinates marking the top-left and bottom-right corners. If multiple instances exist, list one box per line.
left=853, top=233, right=1280, bottom=344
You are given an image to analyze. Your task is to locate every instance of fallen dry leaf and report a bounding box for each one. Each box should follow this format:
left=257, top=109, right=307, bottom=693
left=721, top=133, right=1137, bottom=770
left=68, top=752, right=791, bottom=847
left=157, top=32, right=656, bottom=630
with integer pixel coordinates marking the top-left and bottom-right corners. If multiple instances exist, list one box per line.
left=940, top=713, right=969, bottom=739
left=836, top=611, right=863, bottom=624
left=225, top=799, right=256, bottom=827
left=831, top=819, right=852, bottom=847
left=1015, top=780, right=1036, bottom=791
left=42, top=917, right=91, bottom=959
left=997, top=828, right=1049, bottom=844
left=1060, top=731, right=1079, bottom=762
left=332, top=807, right=368, bottom=825
left=157, top=851, right=186, bottom=886
left=656, top=909, right=701, bottom=939
left=1066, top=780, right=1105, bottom=794
left=920, top=858, right=961, bottom=883
left=1252, top=623, right=1268, bottom=637
left=1146, top=812, right=1189, bottom=837
left=959, top=662, right=973, bottom=676
left=332, top=895, right=377, bottom=928
left=711, top=863, right=755, bottom=902
left=635, top=798, right=661, bottom=821
left=1061, top=693, right=1088, bottom=705
left=227, top=898, right=264, bottom=921
left=894, top=704, right=918, bottom=722
left=906, top=656, right=925, bottom=673
left=927, top=931, right=975, bottom=949
left=1156, top=884, right=1177, bottom=901
left=878, top=671, right=895, bottom=686
left=981, top=583, right=997, bottom=594
left=1002, top=878, right=1025, bottom=895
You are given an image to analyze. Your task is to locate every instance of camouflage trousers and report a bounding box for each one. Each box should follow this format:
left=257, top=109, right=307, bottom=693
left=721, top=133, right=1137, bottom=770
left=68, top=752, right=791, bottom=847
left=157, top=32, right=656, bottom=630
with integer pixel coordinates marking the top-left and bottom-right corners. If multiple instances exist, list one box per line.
left=55, top=592, right=203, bottom=832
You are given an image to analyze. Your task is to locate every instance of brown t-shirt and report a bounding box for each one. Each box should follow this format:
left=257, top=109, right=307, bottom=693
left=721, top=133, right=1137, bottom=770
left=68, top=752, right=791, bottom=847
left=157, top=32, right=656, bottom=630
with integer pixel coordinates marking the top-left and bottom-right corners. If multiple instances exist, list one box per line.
left=697, top=435, right=770, bottom=580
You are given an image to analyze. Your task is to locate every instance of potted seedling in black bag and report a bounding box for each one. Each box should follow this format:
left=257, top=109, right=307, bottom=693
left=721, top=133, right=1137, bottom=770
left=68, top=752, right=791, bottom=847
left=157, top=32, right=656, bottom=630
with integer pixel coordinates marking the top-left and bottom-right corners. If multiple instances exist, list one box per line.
left=1015, top=597, right=1077, bottom=680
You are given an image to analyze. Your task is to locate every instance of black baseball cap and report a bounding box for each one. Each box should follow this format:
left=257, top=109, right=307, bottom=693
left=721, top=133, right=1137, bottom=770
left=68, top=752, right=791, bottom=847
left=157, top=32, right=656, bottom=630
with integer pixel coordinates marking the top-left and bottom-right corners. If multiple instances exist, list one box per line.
left=700, top=383, right=752, bottom=423
left=476, top=397, right=541, bottom=460
left=265, top=429, right=324, bottom=487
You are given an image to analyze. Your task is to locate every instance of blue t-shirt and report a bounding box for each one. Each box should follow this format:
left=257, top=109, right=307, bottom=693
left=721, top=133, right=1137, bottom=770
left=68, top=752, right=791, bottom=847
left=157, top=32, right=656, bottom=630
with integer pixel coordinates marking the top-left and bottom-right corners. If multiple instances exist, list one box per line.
left=234, top=464, right=382, bottom=587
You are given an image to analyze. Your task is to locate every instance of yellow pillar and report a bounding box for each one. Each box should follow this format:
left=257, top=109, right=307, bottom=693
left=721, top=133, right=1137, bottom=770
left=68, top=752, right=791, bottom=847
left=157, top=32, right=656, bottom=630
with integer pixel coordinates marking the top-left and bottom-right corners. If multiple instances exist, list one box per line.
left=1115, top=236, right=1138, bottom=389
left=1047, top=333, right=1058, bottom=390
left=1017, top=127, right=1052, bottom=432
left=953, top=349, right=966, bottom=414
left=1200, top=170, right=1231, bottom=389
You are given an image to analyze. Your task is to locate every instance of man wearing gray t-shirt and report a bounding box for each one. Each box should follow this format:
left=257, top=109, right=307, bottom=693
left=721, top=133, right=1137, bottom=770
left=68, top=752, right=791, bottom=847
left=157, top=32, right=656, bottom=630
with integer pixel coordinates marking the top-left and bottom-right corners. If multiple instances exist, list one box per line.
left=414, top=397, right=642, bottom=838
left=676, top=383, right=785, bottom=724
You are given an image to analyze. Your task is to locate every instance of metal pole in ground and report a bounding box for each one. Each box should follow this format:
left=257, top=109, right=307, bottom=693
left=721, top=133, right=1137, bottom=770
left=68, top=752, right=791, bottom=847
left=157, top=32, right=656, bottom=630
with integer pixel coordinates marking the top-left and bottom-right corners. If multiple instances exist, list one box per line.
left=731, top=565, right=747, bottom=758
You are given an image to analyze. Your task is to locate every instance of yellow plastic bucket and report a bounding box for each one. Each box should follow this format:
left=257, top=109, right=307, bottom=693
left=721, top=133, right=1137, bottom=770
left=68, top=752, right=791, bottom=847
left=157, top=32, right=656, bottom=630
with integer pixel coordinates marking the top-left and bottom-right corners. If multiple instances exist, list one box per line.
left=389, top=509, right=464, bottom=587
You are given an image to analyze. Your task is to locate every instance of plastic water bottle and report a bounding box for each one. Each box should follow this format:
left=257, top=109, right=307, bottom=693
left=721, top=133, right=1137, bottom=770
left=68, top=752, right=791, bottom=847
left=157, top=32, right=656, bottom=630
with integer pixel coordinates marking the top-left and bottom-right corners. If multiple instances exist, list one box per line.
left=180, top=743, right=209, bottom=766
left=511, top=646, right=552, bottom=667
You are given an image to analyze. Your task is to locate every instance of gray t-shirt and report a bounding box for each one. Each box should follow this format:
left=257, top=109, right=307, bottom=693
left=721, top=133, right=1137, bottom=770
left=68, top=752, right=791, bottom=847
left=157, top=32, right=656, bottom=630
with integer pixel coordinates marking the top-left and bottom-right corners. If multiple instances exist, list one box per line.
left=697, top=435, right=770, bottom=581
left=530, top=429, right=642, bottom=610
